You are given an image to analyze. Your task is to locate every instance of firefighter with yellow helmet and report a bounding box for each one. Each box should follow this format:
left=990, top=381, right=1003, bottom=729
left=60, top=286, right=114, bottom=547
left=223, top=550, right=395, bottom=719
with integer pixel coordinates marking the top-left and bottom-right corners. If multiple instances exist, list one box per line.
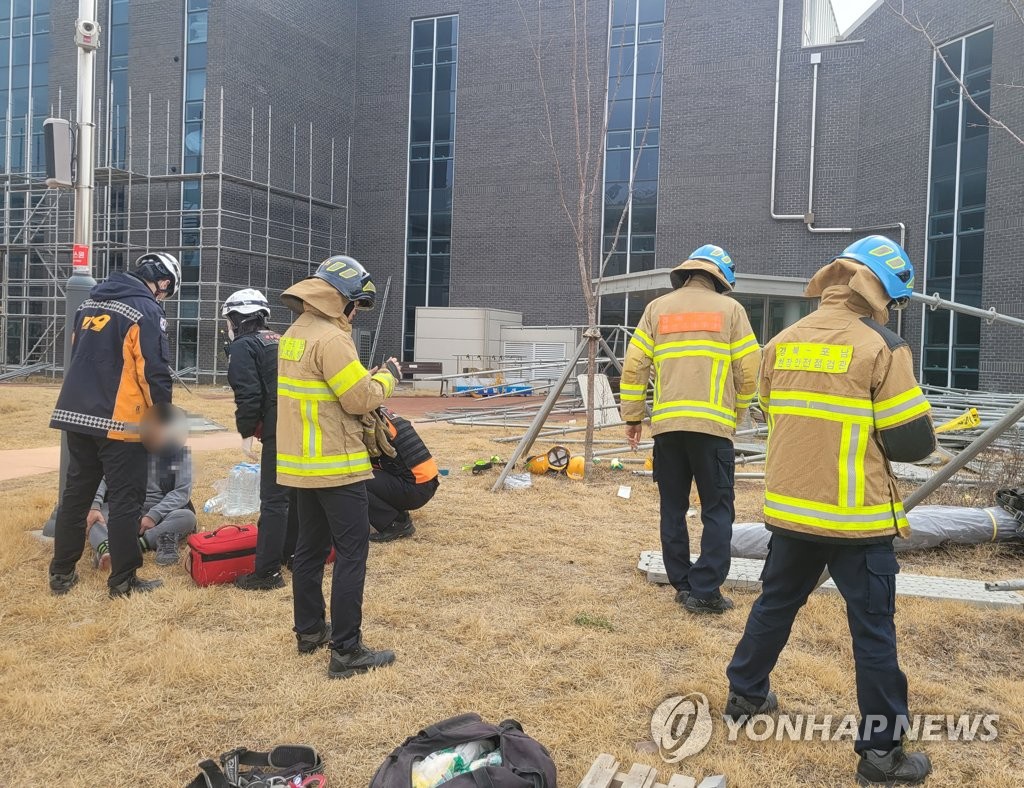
left=724, top=236, right=935, bottom=785
left=277, top=255, right=400, bottom=679
left=619, top=244, right=760, bottom=615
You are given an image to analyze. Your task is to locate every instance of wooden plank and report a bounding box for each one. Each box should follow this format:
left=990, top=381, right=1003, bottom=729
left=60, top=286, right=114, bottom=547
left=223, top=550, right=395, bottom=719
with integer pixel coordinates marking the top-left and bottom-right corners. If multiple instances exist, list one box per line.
left=620, top=762, right=658, bottom=788
left=579, top=754, right=621, bottom=788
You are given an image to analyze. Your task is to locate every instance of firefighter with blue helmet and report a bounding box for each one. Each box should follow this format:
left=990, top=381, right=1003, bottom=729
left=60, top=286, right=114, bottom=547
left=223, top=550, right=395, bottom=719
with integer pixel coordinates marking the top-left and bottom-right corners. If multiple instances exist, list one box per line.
left=724, top=235, right=935, bottom=785
left=619, top=243, right=761, bottom=615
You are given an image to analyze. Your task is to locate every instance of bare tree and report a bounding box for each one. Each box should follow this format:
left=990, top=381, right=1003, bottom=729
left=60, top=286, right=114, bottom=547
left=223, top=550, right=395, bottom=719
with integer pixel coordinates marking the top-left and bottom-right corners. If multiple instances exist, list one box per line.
left=887, top=0, right=1024, bottom=148
left=515, top=0, right=661, bottom=474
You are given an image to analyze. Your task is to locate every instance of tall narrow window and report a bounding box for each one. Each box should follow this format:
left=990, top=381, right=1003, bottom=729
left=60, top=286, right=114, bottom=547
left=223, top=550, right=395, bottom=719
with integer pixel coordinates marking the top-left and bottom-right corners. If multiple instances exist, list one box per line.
left=923, top=27, right=992, bottom=390
left=177, top=0, right=207, bottom=370
left=1, top=0, right=51, bottom=174
left=108, top=0, right=129, bottom=167
left=403, top=14, right=458, bottom=360
left=600, top=0, right=664, bottom=329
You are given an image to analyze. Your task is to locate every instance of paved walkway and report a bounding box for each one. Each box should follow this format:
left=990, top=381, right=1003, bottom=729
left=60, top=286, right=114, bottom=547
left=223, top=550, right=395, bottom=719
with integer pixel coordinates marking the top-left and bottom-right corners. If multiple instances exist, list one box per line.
left=0, top=432, right=239, bottom=483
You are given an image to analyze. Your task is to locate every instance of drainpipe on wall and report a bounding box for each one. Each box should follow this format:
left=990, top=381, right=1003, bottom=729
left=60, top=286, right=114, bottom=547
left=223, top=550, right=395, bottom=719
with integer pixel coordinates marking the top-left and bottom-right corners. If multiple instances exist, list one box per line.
left=770, top=0, right=910, bottom=334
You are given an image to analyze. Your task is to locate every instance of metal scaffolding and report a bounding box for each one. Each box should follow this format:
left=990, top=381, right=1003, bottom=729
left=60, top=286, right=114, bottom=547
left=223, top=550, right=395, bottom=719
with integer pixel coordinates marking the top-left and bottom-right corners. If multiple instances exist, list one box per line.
left=0, top=86, right=349, bottom=380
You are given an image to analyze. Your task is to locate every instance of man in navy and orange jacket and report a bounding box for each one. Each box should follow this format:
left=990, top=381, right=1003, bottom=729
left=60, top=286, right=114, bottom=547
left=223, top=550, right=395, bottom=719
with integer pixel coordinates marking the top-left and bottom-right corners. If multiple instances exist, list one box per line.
left=48, top=252, right=180, bottom=598
left=366, top=406, right=439, bottom=542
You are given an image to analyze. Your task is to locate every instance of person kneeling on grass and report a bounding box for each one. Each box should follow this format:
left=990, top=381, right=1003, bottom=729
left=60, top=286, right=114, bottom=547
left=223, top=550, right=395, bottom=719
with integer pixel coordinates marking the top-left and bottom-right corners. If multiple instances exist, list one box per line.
left=87, top=431, right=196, bottom=569
left=367, top=405, right=439, bottom=542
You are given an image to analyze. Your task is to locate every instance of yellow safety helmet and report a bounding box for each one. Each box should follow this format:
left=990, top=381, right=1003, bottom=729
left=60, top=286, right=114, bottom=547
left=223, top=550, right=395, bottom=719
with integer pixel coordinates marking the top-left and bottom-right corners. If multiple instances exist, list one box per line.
left=526, top=455, right=550, bottom=475
left=546, top=445, right=571, bottom=472
left=566, top=456, right=586, bottom=480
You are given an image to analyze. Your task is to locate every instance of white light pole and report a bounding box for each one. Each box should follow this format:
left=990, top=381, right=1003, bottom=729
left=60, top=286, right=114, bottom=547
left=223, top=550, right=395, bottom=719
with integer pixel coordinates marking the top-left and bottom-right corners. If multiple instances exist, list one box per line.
left=42, top=0, right=101, bottom=536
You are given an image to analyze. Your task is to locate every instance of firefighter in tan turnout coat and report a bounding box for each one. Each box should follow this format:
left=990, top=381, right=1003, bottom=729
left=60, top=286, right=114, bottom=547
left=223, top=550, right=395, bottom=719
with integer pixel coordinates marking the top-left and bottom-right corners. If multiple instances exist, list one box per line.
left=725, top=236, right=936, bottom=786
left=277, top=255, right=401, bottom=679
left=620, top=244, right=761, bottom=615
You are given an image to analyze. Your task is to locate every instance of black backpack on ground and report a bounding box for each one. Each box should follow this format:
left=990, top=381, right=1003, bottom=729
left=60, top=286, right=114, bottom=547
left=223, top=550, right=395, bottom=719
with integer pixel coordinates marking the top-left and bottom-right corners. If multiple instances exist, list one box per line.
left=369, top=713, right=557, bottom=788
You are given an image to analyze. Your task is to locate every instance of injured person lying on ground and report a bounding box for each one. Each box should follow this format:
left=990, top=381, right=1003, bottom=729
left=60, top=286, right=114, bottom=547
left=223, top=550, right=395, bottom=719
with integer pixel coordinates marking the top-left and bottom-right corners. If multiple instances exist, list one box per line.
left=86, top=439, right=197, bottom=570
left=365, top=405, right=440, bottom=542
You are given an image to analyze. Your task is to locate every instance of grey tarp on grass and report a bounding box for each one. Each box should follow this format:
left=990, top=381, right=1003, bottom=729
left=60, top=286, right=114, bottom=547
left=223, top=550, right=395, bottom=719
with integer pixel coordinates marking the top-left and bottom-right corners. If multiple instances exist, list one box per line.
left=730, top=506, right=1022, bottom=559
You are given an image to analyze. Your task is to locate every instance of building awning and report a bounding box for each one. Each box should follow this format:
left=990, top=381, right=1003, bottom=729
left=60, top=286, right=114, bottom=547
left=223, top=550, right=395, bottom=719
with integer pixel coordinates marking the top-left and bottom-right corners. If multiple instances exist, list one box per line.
left=594, top=269, right=810, bottom=298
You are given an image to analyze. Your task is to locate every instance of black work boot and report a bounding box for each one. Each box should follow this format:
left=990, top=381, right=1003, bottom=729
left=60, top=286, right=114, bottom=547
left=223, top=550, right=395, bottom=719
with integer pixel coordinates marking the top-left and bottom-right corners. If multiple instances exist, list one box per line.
left=296, top=620, right=332, bottom=655
left=369, top=512, right=415, bottom=543
left=674, top=589, right=690, bottom=605
left=234, top=570, right=285, bottom=591
left=723, top=690, right=779, bottom=724
left=49, top=570, right=79, bottom=596
left=328, top=642, right=396, bottom=679
left=109, top=575, right=163, bottom=598
left=684, top=594, right=735, bottom=615
left=856, top=746, right=932, bottom=786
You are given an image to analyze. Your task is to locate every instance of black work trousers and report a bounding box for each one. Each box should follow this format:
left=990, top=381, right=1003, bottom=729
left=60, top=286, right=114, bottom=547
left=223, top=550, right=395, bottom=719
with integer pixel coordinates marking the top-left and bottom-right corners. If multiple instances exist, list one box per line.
left=292, top=483, right=370, bottom=652
left=365, top=470, right=439, bottom=531
left=255, top=435, right=299, bottom=575
left=50, top=431, right=148, bottom=588
left=653, top=430, right=735, bottom=600
left=727, top=532, right=909, bottom=753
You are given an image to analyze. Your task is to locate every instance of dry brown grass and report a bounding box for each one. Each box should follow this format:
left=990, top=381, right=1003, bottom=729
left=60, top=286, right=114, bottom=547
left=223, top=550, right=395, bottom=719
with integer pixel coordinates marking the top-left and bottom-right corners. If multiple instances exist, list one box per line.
left=0, top=399, right=1022, bottom=787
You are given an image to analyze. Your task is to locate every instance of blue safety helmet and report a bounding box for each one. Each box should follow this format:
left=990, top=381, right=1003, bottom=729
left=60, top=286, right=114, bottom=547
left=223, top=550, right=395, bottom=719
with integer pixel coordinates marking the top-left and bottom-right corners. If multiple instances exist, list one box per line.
left=835, top=235, right=915, bottom=307
left=688, top=244, right=736, bottom=287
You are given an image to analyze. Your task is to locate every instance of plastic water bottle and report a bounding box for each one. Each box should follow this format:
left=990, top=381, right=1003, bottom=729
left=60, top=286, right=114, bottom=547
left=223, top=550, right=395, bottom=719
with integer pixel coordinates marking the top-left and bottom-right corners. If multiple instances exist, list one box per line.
left=245, top=463, right=261, bottom=512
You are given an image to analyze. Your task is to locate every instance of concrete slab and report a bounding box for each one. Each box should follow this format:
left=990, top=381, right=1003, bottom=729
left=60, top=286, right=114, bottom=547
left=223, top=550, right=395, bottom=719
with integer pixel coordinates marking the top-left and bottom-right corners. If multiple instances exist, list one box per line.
left=638, top=551, right=1024, bottom=609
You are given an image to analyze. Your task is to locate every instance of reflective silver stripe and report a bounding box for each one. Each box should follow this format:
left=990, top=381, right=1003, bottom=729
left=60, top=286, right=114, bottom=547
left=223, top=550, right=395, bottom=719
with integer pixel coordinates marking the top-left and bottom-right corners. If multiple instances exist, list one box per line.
left=846, top=423, right=862, bottom=509
left=731, top=337, right=759, bottom=356
left=770, top=397, right=873, bottom=419
left=653, top=403, right=736, bottom=421
left=766, top=499, right=894, bottom=524
left=714, top=359, right=728, bottom=404
left=874, top=393, right=929, bottom=421
left=304, top=400, right=316, bottom=457
left=278, top=456, right=370, bottom=470
left=653, top=343, right=730, bottom=358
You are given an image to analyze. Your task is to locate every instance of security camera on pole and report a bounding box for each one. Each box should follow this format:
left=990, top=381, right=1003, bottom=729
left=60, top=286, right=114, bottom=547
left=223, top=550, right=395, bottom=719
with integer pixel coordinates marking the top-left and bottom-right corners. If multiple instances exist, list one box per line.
left=41, top=1, right=101, bottom=536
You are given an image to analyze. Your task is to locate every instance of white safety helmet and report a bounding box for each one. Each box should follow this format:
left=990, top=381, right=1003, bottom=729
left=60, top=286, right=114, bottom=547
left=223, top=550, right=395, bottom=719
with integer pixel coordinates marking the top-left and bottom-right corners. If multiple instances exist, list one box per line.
left=221, top=288, right=271, bottom=320
left=133, top=252, right=182, bottom=298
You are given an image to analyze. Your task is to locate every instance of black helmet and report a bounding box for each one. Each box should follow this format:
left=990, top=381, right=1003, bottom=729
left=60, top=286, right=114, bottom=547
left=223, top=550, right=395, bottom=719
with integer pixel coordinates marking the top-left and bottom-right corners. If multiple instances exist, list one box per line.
left=312, top=255, right=377, bottom=310
left=133, top=252, right=182, bottom=298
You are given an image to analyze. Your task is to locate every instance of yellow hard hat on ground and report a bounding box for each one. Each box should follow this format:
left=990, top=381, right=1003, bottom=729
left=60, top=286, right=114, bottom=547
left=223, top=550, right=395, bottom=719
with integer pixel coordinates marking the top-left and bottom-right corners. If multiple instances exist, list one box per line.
left=566, top=456, right=586, bottom=480
left=526, top=455, right=550, bottom=474
left=546, top=445, right=570, bottom=472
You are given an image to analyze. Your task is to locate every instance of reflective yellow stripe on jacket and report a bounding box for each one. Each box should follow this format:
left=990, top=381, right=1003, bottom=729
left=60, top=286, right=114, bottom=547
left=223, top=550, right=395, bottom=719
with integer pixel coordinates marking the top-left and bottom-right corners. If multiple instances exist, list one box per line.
left=629, top=328, right=654, bottom=359
left=278, top=451, right=372, bottom=478
left=873, top=388, right=930, bottom=429
left=764, top=491, right=909, bottom=533
left=277, top=370, right=375, bottom=479
left=652, top=399, right=737, bottom=429
left=619, top=381, right=647, bottom=402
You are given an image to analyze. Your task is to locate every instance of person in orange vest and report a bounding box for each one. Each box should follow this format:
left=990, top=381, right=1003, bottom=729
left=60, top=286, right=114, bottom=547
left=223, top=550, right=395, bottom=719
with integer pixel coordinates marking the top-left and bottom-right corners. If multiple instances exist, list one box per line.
left=619, top=244, right=761, bottom=615
left=725, top=236, right=935, bottom=785
left=366, top=406, right=439, bottom=542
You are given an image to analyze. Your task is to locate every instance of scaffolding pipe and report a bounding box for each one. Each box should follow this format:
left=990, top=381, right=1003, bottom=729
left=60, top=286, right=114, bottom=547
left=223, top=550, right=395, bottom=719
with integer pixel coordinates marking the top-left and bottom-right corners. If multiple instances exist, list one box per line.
left=911, top=291, right=1024, bottom=329
left=903, top=398, right=1024, bottom=511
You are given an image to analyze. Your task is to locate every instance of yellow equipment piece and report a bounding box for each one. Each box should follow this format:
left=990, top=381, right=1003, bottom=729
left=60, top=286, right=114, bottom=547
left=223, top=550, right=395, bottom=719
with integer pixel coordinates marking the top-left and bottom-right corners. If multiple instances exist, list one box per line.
left=644, top=457, right=654, bottom=471
left=546, top=445, right=571, bottom=472
left=935, top=407, right=981, bottom=434
left=526, top=455, right=550, bottom=475
left=566, top=456, right=586, bottom=480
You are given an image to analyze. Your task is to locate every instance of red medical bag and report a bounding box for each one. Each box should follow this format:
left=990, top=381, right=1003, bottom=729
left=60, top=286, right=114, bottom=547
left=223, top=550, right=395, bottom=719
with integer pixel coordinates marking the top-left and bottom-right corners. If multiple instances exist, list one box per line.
left=185, top=524, right=258, bottom=586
